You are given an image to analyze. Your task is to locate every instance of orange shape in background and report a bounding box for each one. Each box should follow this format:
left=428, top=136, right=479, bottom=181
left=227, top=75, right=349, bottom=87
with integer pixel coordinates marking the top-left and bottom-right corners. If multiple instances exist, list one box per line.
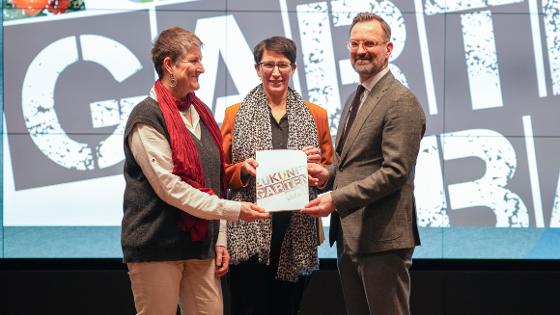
left=10, top=0, right=49, bottom=16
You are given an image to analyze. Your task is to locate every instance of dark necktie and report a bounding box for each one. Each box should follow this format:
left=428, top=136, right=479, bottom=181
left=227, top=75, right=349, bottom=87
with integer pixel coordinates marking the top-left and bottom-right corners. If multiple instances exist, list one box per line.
left=337, top=84, right=365, bottom=154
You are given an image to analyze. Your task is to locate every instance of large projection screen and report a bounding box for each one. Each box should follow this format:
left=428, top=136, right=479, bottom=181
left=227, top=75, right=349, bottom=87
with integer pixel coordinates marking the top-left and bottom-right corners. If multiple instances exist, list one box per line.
left=2, top=0, right=560, bottom=259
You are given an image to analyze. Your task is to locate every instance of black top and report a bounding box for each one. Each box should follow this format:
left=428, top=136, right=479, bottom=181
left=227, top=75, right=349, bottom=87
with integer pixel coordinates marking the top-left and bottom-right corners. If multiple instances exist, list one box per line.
left=268, top=110, right=292, bottom=271
left=270, top=112, right=289, bottom=149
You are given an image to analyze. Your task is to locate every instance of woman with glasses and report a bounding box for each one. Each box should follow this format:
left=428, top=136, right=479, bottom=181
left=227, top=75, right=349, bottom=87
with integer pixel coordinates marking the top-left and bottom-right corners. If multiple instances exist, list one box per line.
left=220, top=36, right=334, bottom=315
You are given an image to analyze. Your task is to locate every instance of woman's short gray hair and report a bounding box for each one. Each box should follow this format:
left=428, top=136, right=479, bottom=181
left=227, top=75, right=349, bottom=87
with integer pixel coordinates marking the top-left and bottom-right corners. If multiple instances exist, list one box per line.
left=151, top=27, right=203, bottom=79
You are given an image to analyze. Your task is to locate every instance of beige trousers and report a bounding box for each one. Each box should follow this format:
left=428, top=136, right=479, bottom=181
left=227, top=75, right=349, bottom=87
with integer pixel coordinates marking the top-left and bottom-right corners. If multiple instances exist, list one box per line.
left=127, top=259, right=222, bottom=315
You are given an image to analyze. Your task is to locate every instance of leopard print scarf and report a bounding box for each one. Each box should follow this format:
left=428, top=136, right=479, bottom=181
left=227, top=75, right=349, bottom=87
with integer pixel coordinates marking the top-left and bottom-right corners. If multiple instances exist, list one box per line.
left=227, top=84, right=320, bottom=282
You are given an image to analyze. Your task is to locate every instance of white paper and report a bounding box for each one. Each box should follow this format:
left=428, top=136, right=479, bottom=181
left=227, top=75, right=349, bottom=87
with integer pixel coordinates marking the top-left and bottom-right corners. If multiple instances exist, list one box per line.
left=255, top=150, right=309, bottom=211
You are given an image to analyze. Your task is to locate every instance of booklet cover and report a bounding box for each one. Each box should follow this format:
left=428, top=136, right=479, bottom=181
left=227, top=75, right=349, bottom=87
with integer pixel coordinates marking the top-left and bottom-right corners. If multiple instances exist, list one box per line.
left=255, top=150, right=309, bottom=211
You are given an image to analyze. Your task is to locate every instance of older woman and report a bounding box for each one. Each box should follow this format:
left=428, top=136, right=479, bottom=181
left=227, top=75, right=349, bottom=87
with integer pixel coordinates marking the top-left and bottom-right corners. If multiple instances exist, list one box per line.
left=221, top=36, right=334, bottom=315
left=121, top=27, right=268, bottom=315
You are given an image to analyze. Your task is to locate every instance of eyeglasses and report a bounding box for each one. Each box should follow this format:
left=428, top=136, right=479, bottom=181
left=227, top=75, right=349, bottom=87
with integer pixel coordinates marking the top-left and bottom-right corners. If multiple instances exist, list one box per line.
left=346, top=40, right=387, bottom=52
left=259, top=62, right=292, bottom=72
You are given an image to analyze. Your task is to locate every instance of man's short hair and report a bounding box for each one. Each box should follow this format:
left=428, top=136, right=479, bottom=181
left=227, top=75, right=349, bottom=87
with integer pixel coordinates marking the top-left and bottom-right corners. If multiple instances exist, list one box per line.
left=349, top=12, right=391, bottom=41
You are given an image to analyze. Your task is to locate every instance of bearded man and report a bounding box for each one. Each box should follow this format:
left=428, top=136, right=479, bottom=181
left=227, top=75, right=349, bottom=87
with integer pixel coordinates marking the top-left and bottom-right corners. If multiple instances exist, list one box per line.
left=303, top=12, right=426, bottom=315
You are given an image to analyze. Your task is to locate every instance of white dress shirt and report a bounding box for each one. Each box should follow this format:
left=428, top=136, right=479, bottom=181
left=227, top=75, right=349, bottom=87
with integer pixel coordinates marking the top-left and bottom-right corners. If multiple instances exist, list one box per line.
left=358, top=66, right=390, bottom=111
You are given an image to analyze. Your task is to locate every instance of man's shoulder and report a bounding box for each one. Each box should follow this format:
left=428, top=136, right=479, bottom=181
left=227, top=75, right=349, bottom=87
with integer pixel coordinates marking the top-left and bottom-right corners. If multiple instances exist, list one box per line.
left=385, top=80, right=426, bottom=122
left=385, top=76, right=418, bottom=101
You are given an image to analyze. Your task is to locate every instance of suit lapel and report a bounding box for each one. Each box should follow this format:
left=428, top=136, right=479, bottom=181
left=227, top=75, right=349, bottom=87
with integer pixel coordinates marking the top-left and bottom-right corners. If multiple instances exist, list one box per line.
left=339, top=72, right=395, bottom=164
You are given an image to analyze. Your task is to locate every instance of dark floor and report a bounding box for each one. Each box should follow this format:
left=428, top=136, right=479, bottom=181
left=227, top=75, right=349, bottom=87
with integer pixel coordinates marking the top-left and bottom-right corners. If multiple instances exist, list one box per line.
left=0, top=259, right=559, bottom=315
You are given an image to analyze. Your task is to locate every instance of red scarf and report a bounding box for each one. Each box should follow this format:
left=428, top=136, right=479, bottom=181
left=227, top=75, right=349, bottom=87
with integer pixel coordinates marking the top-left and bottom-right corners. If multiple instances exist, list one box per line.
left=154, top=80, right=227, bottom=241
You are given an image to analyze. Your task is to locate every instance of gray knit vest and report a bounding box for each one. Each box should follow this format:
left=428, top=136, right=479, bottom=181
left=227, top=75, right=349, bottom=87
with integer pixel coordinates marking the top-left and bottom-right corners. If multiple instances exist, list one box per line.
left=121, top=97, right=220, bottom=263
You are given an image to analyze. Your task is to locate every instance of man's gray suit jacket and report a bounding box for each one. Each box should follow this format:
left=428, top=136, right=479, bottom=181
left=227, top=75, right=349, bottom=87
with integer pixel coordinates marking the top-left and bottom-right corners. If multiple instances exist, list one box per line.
left=327, top=71, right=426, bottom=255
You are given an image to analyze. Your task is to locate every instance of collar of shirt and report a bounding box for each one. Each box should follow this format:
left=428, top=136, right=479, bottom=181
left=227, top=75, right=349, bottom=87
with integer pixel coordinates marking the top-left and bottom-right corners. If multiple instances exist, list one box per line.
left=360, top=67, right=390, bottom=104
left=149, top=86, right=201, bottom=139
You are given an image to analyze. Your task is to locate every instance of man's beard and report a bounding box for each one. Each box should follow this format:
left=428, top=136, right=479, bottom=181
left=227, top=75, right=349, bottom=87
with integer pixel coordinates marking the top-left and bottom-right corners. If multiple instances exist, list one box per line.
left=351, top=55, right=383, bottom=76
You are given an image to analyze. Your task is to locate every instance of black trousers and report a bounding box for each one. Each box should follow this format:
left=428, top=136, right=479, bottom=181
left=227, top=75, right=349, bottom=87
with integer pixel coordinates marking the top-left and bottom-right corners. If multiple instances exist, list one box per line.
left=228, top=212, right=310, bottom=315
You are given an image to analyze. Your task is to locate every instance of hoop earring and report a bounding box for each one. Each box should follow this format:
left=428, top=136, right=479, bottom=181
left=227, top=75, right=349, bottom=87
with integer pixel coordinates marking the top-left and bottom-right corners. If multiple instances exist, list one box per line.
left=169, top=73, right=177, bottom=88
